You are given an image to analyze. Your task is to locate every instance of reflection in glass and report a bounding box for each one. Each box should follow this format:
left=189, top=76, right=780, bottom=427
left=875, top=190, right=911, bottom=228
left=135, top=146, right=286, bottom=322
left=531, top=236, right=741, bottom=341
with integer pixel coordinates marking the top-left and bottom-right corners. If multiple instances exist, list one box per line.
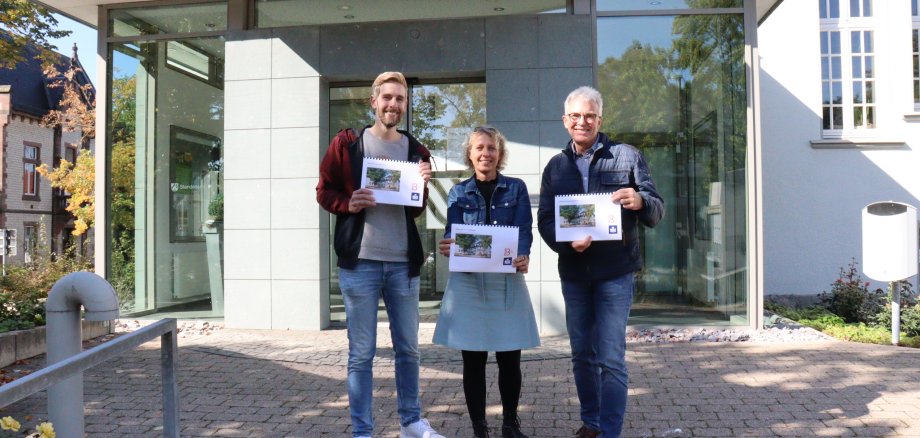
left=326, top=82, right=486, bottom=323
left=256, top=0, right=565, bottom=28
left=109, top=3, right=227, bottom=37
left=597, top=14, right=747, bottom=325
left=597, top=0, right=741, bottom=12
left=108, top=37, right=225, bottom=318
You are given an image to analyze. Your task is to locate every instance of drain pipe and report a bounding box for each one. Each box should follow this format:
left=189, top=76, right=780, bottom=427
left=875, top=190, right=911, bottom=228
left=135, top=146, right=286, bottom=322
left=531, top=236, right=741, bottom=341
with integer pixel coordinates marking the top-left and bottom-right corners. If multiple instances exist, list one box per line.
left=45, top=271, right=119, bottom=437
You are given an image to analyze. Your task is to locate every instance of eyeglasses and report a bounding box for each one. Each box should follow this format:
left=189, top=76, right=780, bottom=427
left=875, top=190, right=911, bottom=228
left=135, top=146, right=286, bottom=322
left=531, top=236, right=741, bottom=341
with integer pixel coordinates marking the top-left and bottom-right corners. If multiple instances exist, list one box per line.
left=565, top=113, right=599, bottom=123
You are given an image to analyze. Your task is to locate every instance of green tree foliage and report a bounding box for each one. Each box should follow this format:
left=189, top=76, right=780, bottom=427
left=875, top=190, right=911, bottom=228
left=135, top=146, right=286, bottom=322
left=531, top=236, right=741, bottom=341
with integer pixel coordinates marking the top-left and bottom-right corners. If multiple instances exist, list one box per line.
left=0, top=1, right=72, bottom=69
left=366, top=168, right=388, bottom=186
left=455, top=234, right=476, bottom=253
left=559, top=205, right=581, bottom=226
left=109, top=76, right=138, bottom=310
left=412, top=84, right=486, bottom=151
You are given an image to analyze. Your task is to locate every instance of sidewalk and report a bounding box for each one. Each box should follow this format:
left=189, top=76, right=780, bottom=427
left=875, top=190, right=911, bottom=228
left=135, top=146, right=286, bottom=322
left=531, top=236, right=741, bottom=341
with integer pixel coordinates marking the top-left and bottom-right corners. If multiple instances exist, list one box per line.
left=3, top=326, right=920, bottom=437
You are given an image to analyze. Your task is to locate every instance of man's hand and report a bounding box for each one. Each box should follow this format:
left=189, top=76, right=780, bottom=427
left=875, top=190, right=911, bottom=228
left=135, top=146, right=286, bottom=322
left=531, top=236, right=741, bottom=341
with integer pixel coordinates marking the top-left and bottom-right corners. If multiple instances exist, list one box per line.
left=438, top=238, right=454, bottom=257
left=348, top=188, right=377, bottom=213
left=571, top=235, right=592, bottom=253
left=419, top=161, right=432, bottom=183
left=612, top=188, right=643, bottom=211
left=513, top=255, right=530, bottom=273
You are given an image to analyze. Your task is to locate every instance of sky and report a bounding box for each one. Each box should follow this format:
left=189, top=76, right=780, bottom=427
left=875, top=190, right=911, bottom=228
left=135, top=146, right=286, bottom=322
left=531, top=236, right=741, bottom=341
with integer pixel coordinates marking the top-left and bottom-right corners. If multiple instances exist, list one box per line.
left=48, top=13, right=99, bottom=85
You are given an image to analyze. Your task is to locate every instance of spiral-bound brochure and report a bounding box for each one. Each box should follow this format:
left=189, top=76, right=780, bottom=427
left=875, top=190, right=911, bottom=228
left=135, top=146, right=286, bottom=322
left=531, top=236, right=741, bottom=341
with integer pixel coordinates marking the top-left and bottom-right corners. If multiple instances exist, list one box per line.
left=449, top=224, right=519, bottom=273
left=554, top=193, right=622, bottom=241
left=361, top=157, right=424, bottom=207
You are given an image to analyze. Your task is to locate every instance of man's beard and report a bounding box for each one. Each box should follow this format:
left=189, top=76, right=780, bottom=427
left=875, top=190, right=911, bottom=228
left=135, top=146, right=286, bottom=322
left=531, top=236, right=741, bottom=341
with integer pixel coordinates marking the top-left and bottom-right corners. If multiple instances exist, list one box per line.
left=378, top=108, right=402, bottom=128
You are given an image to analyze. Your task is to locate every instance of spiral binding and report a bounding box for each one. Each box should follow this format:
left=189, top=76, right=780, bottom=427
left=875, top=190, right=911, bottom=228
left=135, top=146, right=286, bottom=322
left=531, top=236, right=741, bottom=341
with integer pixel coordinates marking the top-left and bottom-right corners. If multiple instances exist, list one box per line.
left=364, top=157, right=419, bottom=166
left=555, top=193, right=615, bottom=199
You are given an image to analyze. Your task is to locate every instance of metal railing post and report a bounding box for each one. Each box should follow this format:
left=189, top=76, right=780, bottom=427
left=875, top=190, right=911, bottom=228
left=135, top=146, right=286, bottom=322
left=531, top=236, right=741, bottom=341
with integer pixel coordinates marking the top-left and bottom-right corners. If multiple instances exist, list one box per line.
left=161, top=323, right=180, bottom=438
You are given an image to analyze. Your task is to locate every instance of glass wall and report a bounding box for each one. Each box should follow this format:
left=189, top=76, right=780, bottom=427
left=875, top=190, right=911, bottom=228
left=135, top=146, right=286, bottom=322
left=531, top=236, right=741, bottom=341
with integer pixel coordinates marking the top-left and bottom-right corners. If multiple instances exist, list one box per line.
left=327, top=82, right=486, bottom=322
left=597, top=12, right=748, bottom=325
left=108, top=24, right=225, bottom=317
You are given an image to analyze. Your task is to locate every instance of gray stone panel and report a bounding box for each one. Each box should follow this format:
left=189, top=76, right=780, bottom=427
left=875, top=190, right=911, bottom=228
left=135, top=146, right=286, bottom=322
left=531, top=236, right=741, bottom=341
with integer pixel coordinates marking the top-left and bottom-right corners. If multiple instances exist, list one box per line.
left=485, top=16, right=539, bottom=70
left=320, top=23, right=401, bottom=79
left=539, top=120, right=570, bottom=169
left=486, top=69, right=539, bottom=122
left=539, top=67, right=595, bottom=120
left=271, top=26, right=320, bottom=78
left=538, top=14, right=593, bottom=69
left=320, top=19, right=485, bottom=79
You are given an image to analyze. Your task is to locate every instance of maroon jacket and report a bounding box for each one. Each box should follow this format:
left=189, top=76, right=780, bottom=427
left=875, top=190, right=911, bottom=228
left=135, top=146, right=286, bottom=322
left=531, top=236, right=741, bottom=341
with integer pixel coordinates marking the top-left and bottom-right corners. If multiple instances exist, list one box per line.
left=316, top=126, right=431, bottom=276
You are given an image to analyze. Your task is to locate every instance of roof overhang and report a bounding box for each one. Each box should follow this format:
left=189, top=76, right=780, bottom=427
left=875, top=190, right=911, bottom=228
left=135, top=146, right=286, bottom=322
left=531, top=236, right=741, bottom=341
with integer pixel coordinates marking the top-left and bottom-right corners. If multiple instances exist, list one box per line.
left=38, top=0, right=785, bottom=30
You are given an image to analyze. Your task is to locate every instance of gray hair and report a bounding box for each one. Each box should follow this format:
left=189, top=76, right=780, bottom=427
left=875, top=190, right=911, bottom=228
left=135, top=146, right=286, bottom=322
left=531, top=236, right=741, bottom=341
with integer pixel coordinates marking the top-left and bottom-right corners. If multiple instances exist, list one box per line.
left=564, top=86, right=603, bottom=117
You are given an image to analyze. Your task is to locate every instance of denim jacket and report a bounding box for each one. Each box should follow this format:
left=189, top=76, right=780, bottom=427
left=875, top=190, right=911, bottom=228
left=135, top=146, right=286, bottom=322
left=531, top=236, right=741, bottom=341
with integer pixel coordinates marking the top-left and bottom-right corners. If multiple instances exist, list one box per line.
left=445, top=173, right=533, bottom=256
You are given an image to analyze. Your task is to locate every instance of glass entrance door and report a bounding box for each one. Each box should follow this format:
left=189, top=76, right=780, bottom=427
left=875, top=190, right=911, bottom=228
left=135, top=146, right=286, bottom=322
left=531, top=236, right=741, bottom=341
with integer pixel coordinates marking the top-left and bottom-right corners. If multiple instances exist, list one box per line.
left=597, top=12, right=748, bottom=325
left=326, top=81, right=486, bottom=322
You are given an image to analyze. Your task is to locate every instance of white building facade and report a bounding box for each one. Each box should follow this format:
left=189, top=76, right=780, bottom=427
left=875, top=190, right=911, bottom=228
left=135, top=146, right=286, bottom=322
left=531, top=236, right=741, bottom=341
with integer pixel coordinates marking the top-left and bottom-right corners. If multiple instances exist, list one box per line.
left=759, top=0, right=920, bottom=296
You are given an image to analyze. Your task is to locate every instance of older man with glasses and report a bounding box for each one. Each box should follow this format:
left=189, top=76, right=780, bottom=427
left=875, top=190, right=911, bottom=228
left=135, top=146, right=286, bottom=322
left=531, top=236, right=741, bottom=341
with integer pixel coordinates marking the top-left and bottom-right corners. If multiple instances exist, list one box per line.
left=537, top=86, right=665, bottom=438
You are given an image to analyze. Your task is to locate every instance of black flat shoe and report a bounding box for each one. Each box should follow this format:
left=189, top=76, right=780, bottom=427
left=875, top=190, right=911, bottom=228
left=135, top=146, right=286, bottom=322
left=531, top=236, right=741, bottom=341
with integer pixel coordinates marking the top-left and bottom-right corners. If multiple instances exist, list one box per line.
left=501, top=416, right=528, bottom=438
left=472, top=419, right=491, bottom=438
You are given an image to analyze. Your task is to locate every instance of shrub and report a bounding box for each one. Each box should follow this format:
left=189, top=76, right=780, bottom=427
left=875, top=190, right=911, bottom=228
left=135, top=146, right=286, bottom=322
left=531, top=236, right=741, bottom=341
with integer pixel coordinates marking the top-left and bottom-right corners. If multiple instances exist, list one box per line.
left=0, top=242, right=93, bottom=334
left=822, top=323, right=920, bottom=348
left=797, top=313, right=846, bottom=331
left=819, top=259, right=885, bottom=324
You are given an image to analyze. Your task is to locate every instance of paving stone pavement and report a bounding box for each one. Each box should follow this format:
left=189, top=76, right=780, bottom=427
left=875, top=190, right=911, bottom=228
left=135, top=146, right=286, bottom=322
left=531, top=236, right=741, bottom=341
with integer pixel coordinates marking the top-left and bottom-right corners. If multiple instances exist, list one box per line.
left=3, top=326, right=920, bottom=437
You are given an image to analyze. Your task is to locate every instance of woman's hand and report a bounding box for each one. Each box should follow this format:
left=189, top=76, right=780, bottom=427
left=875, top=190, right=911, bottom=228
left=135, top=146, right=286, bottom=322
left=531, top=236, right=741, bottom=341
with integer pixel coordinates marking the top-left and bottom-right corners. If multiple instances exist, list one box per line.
left=438, top=238, right=454, bottom=257
left=513, top=255, right=529, bottom=273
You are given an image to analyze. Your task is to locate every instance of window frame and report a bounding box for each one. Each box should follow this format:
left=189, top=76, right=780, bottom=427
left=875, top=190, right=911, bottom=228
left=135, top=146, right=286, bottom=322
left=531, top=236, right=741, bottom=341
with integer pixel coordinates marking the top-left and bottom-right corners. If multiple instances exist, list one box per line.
left=819, top=0, right=877, bottom=137
left=23, top=223, right=37, bottom=263
left=22, top=142, right=41, bottom=201
left=913, top=0, right=919, bottom=111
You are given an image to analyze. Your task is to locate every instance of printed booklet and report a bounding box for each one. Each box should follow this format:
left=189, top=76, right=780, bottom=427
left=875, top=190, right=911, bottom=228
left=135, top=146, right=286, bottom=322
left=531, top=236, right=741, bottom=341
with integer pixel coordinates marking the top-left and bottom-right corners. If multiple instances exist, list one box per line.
left=360, top=157, right=424, bottom=207
left=554, top=193, right=622, bottom=241
left=448, top=224, right=519, bottom=273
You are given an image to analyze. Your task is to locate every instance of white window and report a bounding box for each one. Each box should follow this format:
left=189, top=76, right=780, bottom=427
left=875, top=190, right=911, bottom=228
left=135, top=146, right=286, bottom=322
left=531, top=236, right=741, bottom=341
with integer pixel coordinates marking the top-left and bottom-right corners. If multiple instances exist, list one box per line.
left=819, top=0, right=875, bottom=135
left=23, top=224, right=36, bottom=263
left=22, top=144, right=39, bottom=197
left=913, top=0, right=919, bottom=109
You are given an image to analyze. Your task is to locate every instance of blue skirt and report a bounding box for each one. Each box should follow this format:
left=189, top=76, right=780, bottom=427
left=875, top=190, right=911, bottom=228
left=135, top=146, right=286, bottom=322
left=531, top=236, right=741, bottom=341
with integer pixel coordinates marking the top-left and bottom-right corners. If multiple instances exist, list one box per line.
left=433, top=272, right=540, bottom=352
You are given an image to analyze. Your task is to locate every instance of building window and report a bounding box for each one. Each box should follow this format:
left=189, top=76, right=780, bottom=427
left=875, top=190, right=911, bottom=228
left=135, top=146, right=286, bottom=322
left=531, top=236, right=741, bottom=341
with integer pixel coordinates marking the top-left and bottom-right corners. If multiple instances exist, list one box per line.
left=913, top=0, right=919, bottom=108
left=23, top=224, right=37, bottom=263
left=23, top=143, right=40, bottom=199
left=820, top=0, right=875, bottom=134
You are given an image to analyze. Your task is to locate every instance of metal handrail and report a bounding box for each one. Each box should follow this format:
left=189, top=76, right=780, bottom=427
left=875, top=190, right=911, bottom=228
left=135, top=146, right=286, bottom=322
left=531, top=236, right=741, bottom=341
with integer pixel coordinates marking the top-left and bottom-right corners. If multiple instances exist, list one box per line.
left=0, top=318, right=180, bottom=437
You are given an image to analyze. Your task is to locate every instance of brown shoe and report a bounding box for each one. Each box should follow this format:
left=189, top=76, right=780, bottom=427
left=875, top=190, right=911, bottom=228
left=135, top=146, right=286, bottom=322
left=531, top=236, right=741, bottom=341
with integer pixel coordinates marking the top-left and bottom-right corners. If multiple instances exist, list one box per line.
left=574, top=425, right=600, bottom=438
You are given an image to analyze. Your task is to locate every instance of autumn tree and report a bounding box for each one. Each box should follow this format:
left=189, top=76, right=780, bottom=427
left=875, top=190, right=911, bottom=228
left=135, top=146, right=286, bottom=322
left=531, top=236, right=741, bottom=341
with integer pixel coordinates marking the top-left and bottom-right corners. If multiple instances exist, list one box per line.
left=36, top=62, right=96, bottom=236
left=0, top=0, right=71, bottom=69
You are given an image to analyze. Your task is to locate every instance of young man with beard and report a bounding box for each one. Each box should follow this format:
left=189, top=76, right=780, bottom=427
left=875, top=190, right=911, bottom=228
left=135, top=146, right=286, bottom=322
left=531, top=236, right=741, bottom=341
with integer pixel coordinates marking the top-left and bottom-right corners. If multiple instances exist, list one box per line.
left=317, top=71, right=444, bottom=438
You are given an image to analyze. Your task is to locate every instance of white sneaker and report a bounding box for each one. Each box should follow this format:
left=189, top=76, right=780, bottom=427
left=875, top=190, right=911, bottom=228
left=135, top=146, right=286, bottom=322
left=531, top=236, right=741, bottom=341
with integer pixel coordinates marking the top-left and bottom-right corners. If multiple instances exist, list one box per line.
left=399, top=418, right=445, bottom=438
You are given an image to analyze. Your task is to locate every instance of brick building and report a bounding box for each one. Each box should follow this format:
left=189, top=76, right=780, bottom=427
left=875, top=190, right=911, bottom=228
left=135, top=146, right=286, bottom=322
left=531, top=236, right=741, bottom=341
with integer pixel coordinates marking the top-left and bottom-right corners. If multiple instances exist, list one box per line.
left=0, top=39, right=95, bottom=264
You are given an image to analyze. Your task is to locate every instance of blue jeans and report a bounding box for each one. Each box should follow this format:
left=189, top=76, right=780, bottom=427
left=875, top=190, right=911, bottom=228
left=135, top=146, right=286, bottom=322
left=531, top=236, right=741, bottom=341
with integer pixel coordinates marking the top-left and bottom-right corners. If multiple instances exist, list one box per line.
left=561, top=273, right=635, bottom=438
left=339, top=260, right=422, bottom=437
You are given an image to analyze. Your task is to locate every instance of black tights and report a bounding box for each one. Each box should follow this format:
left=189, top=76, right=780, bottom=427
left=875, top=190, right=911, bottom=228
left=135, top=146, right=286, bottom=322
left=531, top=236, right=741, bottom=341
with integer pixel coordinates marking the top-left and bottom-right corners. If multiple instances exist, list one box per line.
left=461, top=350, right=522, bottom=423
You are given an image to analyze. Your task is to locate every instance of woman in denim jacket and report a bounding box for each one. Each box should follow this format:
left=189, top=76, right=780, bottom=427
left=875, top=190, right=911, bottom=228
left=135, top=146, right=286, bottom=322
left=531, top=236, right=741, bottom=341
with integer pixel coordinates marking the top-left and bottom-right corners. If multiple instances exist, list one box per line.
left=433, top=126, right=539, bottom=438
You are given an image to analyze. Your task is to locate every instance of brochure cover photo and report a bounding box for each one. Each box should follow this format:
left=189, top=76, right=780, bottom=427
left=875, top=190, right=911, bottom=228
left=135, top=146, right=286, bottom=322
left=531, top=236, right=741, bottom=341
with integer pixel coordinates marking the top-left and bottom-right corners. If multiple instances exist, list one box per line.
left=448, top=224, right=519, bottom=273
left=360, top=157, right=424, bottom=207
left=554, top=193, right=622, bottom=241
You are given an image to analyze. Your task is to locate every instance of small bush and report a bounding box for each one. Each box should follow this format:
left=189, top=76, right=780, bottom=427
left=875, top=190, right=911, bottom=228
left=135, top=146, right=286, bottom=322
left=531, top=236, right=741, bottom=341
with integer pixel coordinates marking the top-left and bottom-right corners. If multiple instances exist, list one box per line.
left=822, top=323, right=920, bottom=348
left=819, top=259, right=885, bottom=324
left=0, top=242, right=93, bottom=333
left=798, top=313, right=846, bottom=331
